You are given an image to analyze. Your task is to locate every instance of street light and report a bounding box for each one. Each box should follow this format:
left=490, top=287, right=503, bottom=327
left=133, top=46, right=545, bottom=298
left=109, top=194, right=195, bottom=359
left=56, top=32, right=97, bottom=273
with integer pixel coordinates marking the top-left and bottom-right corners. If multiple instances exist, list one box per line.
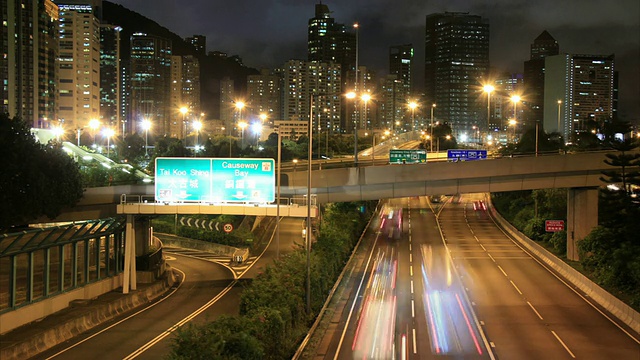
left=89, top=119, right=100, bottom=147
left=238, top=121, right=248, bottom=149
left=252, top=122, right=262, bottom=147
left=259, top=113, right=267, bottom=123
left=141, top=119, right=151, bottom=157
left=557, top=100, right=563, bottom=135
left=430, top=104, right=436, bottom=152
left=103, top=128, right=115, bottom=158
left=483, top=84, right=495, bottom=133
left=180, top=107, right=188, bottom=138
left=408, top=101, right=418, bottom=133
left=508, top=119, right=517, bottom=143
left=346, top=91, right=358, bottom=164
left=52, top=126, right=64, bottom=142
left=193, top=120, right=202, bottom=156
left=511, top=95, right=520, bottom=140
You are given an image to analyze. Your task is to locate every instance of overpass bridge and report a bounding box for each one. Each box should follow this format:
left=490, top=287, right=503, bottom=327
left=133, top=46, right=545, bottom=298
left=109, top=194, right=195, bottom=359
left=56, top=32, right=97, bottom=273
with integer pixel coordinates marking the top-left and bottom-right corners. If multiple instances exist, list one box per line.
left=3, top=150, right=628, bottom=333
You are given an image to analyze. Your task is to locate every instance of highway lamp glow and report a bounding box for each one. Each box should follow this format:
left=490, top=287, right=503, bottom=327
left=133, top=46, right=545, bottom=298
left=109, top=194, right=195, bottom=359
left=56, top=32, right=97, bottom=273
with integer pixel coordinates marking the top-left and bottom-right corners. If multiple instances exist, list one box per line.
left=238, top=121, right=248, bottom=148
left=193, top=120, right=202, bottom=155
left=89, top=118, right=100, bottom=146
left=52, top=126, right=64, bottom=141
left=483, top=84, right=495, bottom=134
left=103, top=128, right=115, bottom=158
left=408, top=101, right=418, bottom=133
left=141, top=119, right=151, bottom=157
left=180, top=106, right=188, bottom=138
left=252, top=122, right=263, bottom=146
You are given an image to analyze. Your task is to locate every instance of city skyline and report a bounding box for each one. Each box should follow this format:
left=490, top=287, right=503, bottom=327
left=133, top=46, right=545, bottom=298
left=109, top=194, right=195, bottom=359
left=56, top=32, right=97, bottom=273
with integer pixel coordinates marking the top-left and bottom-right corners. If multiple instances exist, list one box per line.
left=108, top=0, right=640, bottom=122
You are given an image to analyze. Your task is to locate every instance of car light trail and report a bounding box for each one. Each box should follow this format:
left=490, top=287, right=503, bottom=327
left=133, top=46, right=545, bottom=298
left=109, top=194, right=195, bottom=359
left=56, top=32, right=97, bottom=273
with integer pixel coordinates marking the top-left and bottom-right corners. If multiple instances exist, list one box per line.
left=455, top=292, right=483, bottom=355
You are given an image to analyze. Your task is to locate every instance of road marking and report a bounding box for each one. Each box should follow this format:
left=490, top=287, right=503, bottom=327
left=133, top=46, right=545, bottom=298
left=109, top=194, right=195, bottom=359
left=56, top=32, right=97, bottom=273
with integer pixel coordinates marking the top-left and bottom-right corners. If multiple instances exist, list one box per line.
left=411, top=280, right=414, bottom=294
left=412, top=328, right=417, bottom=354
left=510, top=281, right=523, bottom=295
left=487, top=254, right=496, bottom=262
left=409, top=253, right=412, bottom=263
left=527, top=301, right=544, bottom=320
left=490, top=342, right=495, bottom=348
left=480, top=244, right=486, bottom=251
left=497, top=265, right=508, bottom=277
left=409, top=243, right=412, bottom=251
left=410, top=265, right=413, bottom=277
left=411, top=299, right=415, bottom=318
left=551, top=330, right=576, bottom=358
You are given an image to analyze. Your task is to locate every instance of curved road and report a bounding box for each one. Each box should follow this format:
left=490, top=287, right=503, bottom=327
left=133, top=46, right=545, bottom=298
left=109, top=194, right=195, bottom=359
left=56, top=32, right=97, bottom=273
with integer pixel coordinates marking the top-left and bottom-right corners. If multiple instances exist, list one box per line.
left=39, top=217, right=304, bottom=359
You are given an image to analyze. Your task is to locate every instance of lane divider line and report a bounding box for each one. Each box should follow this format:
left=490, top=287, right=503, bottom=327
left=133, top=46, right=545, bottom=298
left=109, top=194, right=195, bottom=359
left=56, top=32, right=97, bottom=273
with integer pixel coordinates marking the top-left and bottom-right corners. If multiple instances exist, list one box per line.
left=527, top=301, right=544, bottom=320
left=551, top=330, right=576, bottom=358
left=497, top=265, right=508, bottom=277
left=510, top=281, right=523, bottom=295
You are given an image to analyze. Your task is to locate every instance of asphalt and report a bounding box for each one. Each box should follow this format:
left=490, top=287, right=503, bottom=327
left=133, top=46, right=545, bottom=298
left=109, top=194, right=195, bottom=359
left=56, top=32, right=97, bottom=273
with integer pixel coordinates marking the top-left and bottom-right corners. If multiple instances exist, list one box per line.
left=0, top=268, right=177, bottom=360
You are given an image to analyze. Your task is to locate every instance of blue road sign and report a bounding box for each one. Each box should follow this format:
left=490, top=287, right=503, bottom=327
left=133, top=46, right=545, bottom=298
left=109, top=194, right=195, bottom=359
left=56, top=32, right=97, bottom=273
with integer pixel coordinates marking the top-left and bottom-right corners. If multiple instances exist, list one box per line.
left=155, top=157, right=275, bottom=203
left=447, top=149, right=487, bottom=161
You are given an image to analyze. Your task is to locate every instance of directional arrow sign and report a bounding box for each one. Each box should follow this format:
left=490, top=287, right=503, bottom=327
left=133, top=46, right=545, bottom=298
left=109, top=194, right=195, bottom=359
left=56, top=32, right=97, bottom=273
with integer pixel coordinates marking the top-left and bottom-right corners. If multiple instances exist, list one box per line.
left=194, top=219, right=201, bottom=228
left=180, top=217, right=186, bottom=226
left=186, top=218, right=193, bottom=227
left=215, top=222, right=219, bottom=231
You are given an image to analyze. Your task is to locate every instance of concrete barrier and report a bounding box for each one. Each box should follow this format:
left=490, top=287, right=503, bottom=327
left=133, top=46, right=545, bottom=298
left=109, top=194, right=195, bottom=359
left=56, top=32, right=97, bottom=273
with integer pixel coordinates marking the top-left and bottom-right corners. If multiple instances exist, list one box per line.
left=487, top=196, right=640, bottom=335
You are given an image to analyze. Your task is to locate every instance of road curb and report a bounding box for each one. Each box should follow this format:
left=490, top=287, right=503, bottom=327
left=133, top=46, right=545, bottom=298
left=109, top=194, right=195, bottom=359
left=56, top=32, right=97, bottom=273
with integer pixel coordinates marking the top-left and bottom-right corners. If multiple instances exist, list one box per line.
left=1, top=269, right=176, bottom=360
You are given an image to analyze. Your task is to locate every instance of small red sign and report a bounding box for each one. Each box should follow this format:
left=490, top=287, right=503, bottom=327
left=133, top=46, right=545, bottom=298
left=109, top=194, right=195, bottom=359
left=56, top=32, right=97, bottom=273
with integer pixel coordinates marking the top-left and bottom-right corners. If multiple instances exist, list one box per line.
left=545, top=220, right=565, bottom=232
left=223, top=223, right=233, bottom=233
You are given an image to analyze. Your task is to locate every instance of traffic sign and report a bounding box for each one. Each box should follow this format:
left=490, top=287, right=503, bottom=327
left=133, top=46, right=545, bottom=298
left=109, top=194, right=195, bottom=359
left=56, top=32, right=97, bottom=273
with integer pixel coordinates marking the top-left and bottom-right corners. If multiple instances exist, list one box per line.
left=389, top=149, right=427, bottom=164
left=447, top=149, right=487, bottom=161
left=155, top=157, right=275, bottom=203
left=223, top=223, right=233, bottom=233
left=545, top=220, right=565, bottom=232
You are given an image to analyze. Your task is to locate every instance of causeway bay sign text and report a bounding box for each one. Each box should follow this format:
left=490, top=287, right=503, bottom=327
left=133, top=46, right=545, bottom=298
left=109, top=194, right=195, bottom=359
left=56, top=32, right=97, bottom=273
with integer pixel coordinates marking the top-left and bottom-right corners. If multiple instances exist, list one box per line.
left=155, top=157, right=275, bottom=203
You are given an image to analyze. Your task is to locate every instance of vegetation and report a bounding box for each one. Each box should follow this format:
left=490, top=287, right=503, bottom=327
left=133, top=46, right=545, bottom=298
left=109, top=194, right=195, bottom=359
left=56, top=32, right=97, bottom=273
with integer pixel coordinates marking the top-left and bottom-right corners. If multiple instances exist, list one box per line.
left=0, top=114, right=84, bottom=230
left=151, top=214, right=251, bottom=248
left=167, top=201, right=376, bottom=359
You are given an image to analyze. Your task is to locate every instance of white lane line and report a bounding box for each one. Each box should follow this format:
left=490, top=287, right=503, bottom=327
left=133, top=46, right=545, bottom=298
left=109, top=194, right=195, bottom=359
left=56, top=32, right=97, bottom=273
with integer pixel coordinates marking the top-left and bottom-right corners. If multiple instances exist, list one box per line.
left=527, top=301, right=544, bottom=320
left=497, top=265, right=508, bottom=277
left=411, top=299, right=415, bottom=318
left=409, top=253, right=412, bottom=263
left=551, top=330, right=576, bottom=358
left=412, top=328, right=417, bottom=354
left=480, top=244, right=487, bottom=251
left=510, top=280, right=523, bottom=295
left=411, top=280, right=414, bottom=294
left=409, top=243, right=412, bottom=251
left=487, top=253, right=496, bottom=262
left=410, top=265, right=413, bottom=277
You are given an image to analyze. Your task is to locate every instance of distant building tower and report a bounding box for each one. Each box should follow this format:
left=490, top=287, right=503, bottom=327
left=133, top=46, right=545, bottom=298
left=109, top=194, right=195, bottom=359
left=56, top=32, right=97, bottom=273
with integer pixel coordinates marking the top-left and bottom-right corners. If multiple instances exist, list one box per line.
left=425, top=12, right=489, bottom=134
left=307, top=3, right=355, bottom=70
left=2, top=0, right=59, bottom=128
left=523, top=30, right=559, bottom=127
left=282, top=60, right=341, bottom=133
left=388, top=44, right=413, bottom=129
left=186, top=35, right=206, bottom=55
left=100, top=24, right=121, bottom=134
left=544, top=54, right=615, bottom=142
left=169, top=55, right=200, bottom=138
left=220, top=77, right=236, bottom=131
left=130, top=33, right=172, bottom=136
left=247, top=69, right=281, bottom=124
left=56, top=0, right=102, bottom=131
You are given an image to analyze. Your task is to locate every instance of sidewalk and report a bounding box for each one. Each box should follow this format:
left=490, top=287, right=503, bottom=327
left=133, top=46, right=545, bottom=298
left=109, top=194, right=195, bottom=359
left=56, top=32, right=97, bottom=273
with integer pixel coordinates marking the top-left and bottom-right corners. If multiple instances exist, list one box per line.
left=0, top=269, right=176, bottom=360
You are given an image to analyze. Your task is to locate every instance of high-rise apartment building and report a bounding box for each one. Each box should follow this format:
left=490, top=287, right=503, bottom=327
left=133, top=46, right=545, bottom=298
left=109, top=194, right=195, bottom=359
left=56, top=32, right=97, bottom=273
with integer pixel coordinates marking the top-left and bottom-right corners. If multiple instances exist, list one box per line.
left=130, top=33, right=172, bottom=136
left=56, top=0, right=101, bottom=131
left=307, top=3, right=355, bottom=71
left=544, top=54, right=615, bottom=141
left=169, top=54, right=200, bottom=138
left=425, top=12, right=489, bottom=134
left=100, top=24, right=121, bottom=133
left=2, top=0, right=59, bottom=128
left=387, top=44, right=413, bottom=130
left=219, top=77, right=236, bottom=132
left=247, top=69, right=281, bottom=124
left=523, top=31, right=559, bottom=127
left=380, top=76, right=407, bottom=132
left=282, top=60, right=341, bottom=134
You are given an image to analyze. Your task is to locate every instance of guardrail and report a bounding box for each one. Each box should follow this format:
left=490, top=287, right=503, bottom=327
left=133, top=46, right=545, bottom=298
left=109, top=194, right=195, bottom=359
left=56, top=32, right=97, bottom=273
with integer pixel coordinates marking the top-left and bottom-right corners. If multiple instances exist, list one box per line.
left=119, top=194, right=317, bottom=207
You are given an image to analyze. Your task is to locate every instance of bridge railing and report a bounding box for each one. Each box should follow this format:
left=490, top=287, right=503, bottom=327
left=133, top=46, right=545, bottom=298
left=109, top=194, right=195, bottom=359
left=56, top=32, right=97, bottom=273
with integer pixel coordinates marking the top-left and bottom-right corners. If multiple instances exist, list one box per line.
left=119, top=193, right=317, bottom=207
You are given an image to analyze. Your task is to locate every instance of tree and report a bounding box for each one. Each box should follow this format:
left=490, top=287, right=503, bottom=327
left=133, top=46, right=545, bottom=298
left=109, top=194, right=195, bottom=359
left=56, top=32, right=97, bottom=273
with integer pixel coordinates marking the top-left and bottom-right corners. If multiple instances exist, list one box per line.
left=0, top=114, right=83, bottom=229
left=600, top=139, right=640, bottom=195
left=119, top=133, right=145, bottom=162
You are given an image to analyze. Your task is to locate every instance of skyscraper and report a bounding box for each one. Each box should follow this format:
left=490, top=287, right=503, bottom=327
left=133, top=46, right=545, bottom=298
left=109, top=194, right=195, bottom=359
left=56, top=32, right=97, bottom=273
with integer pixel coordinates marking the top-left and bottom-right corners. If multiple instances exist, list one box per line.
left=425, top=12, right=489, bottom=134
left=130, top=33, right=172, bottom=136
left=307, top=3, right=355, bottom=71
left=247, top=69, right=281, bottom=124
left=523, top=30, right=559, bottom=127
left=544, top=54, right=615, bottom=141
left=169, top=54, right=200, bottom=138
left=100, top=24, right=121, bottom=133
left=388, top=44, right=413, bottom=129
left=2, top=0, right=59, bottom=128
left=56, top=0, right=102, bottom=131
left=186, top=35, right=206, bottom=55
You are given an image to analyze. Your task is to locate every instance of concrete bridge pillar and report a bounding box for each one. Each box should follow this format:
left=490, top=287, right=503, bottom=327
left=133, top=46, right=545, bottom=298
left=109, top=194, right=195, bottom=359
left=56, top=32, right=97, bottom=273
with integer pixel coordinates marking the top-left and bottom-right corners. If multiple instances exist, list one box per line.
left=567, top=187, right=599, bottom=261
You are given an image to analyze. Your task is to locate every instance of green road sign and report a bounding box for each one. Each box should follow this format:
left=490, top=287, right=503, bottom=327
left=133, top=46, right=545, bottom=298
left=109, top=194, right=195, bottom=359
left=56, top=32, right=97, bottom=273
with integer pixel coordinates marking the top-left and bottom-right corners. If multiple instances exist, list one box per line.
left=389, top=149, right=427, bottom=164
left=155, top=157, right=275, bottom=203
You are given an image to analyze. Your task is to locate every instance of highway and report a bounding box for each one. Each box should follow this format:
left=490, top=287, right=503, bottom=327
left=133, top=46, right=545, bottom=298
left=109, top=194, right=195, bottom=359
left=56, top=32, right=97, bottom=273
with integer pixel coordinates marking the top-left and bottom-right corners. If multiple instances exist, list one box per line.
left=37, top=217, right=304, bottom=360
left=317, top=195, right=640, bottom=359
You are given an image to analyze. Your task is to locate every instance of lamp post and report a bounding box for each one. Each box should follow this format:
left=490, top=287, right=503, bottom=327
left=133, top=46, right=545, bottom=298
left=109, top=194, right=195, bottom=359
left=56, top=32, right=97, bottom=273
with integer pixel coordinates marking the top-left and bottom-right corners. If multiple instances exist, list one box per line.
left=89, top=119, right=100, bottom=148
left=483, top=84, right=495, bottom=136
left=508, top=119, right=517, bottom=143
left=306, top=94, right=314, bottom=316
left=238, top=121, right=247, bottom=149
left=193, top=120, right=202, bottom=156
left=103, top=128, right=115, bottom=158
left=180, top=106, right=188, bottom=139
left=141, top=119, right=151, bottom=157
left=430, top=104, right=436, bottom=152
left=557, top=100, right=563, bottom=136
left=362, top=93, right=371, bottom=132
left=511, top=95, right=520, bottom=142
left=408, top=101, right=418, bottom=133
left=353, top=22, right=359, bottom=167
left=252, top=122, right=262, bottom=147
left=346, top=91, right=358, bottom=165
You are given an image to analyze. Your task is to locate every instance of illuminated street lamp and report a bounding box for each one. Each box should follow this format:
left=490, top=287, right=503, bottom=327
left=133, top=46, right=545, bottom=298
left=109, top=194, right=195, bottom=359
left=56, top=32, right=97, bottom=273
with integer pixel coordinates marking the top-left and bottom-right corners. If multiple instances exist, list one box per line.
left=52, top=126, right=64, bottom=142
left=103, top=128, right=115, bottom=158
left=252, top=122, right=263, bottom=147
left=180, top=106, right=188, bottom=138
left=141, top=119, right=151, bottom=157
left=557, top=100, right=563, bottom=135
left=346, top=91, right=358, bottom=164
left=408, top=101, right=418, bottom=132
left=259, top=113, right=267, bottom=123
left=511, top=95, right=521, bottom=136
left=483, top=84, right=495, bottom=132
left=89, top=119, right=100, bottom=147
left=193, top=120, right=202, bottom=156
left=508, top=119, right=517, bottom=142
left=238, top=121, right=248, bottom=148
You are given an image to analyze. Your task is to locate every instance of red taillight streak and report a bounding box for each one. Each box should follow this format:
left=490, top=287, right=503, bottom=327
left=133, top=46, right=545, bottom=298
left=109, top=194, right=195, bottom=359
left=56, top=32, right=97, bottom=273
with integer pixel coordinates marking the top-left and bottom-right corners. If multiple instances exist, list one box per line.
left=455, top=293, right=483, bottom=355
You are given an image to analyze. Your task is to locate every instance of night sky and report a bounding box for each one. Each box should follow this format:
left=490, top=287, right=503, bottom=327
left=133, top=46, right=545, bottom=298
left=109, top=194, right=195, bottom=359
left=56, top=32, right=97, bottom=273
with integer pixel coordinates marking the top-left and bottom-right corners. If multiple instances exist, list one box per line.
left=109, top=0, right=639, bottom=122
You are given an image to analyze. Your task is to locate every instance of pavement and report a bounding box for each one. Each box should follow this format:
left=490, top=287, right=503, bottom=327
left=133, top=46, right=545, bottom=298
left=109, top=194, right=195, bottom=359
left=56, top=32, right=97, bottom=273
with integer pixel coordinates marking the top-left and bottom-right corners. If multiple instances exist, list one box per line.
left=0, top=268, right=177, bottom=360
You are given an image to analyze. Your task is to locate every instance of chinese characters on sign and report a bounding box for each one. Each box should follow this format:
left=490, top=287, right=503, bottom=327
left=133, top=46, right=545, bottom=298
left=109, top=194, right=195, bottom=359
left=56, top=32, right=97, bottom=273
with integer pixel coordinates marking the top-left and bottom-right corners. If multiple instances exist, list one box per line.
left=545, top=220, right=565, bottom=232
left=155, top=158, right=275, bottom=203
